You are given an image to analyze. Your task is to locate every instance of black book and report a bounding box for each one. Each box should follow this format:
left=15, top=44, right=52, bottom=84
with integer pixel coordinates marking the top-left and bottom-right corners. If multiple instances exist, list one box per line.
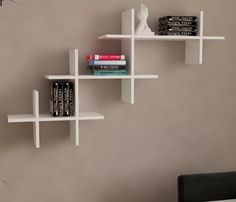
left=158, top=25, right=197, bottom=32
left=159, top=16, right=197, bottom=22
left=159, top=20, right=197, bottom=26
left=69, top=83, right=74, bottom=116
left=58, top=82, right=63, bottom=117
left=158, top=31, right=197, bottom=36
left=63, top=82, right=70, bottom=117
left=50, top=82, right=59, bottom=117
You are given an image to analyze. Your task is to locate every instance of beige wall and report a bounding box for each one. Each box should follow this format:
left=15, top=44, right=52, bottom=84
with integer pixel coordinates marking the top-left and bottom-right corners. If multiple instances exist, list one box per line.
left=0, top=0, right=236, bottom=201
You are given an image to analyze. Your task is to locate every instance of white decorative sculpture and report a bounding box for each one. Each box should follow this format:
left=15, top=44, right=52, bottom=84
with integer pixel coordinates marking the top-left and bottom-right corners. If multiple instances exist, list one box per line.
left=135, top=4, right=154, bottom=35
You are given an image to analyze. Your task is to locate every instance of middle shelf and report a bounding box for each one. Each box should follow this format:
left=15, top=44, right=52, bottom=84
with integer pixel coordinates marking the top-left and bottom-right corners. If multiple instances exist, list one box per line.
left=45, top=74, right=158, bottom=80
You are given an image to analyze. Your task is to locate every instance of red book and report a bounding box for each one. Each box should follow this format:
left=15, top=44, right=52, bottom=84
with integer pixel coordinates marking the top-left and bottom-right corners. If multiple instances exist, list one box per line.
left=85, top=54, right=125, bottom=60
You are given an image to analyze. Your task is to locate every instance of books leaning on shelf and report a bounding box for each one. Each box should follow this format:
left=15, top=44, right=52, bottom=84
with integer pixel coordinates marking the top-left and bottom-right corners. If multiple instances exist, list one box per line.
left=158, top=15, right=198, bottom=36
left=85, top=54, right=127, bottom=76
left=50, top=81, right=74, bottom=117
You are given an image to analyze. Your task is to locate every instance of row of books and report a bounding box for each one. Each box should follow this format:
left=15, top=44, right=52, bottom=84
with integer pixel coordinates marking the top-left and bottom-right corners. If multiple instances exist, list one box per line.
left=85, top=54, right=127, bottom=75
left=158, top=15, right=198, bottom=36
left=50, top=81, right=74, bottom=117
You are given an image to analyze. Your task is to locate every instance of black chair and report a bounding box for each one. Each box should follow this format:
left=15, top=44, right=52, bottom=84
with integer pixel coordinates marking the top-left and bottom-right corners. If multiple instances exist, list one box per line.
left=178, top=171, right=236, bottom=202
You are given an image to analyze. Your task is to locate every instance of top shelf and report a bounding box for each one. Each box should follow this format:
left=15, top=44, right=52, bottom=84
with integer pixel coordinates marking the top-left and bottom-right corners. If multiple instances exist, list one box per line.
left=98, top=34, right=225, bottom=41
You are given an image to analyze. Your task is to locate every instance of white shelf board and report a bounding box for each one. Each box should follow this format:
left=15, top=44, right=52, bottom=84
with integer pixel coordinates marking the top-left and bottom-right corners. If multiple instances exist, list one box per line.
left=45, top=75, right=158, bottom=80
left=38, top=114, right=77, bottom=122
left=134, top=35, right=201, bottom=41
left=79, top=112, right=104, bottom=120
left=98, top=34, right=225, bottom=41
left=45, top=75, right=76, bottom=80
left=8, top=112, right=104, bottom=123
left=77, top=75, right=158, bottom=79
left=202, top=36, right=225, bottom=40
left=98, top=34, right=132, bottom=40
left=8, top=114, right=36, bottom=123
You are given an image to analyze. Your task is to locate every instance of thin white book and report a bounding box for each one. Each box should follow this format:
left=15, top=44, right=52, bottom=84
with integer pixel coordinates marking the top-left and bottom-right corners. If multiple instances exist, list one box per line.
left=89, top=60, right=126, bottom=66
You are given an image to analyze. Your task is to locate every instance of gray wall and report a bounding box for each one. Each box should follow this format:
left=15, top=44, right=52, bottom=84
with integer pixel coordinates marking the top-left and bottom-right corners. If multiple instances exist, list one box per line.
left=0, top=0, right=235, bottom=202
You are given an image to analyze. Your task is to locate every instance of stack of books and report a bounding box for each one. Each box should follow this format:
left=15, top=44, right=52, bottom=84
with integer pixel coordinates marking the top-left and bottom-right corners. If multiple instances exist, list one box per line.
left=85, top=54, right=127, bottom=75
left=50, top=81, right=74, bottom=117
left=158, top=16, right=198, bottom=36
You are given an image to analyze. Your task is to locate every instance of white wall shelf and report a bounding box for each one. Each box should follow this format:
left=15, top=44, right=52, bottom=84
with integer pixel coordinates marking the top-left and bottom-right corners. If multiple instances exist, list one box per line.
left=7, top=8, right=224, bottom=149
left=45, top=49, right=158, bottom=105
left=45, top=74, right=158, bottom=80
left=98, top=9, right=225, bottom=65
left=7, top=49, right=106, bottom=148
left=99, top=34, right=225, bottom=41
left=7, top=89, right=104, bottom=148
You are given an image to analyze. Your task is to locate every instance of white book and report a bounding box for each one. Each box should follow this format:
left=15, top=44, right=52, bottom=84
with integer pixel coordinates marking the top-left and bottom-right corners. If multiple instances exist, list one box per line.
left=89, top=60, right=126, bottom=66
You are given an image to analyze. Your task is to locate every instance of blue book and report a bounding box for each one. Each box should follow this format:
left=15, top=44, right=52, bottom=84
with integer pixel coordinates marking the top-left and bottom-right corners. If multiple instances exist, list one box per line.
left=91, top=71, right=127, bottom=76
left=89, top=60, right=126, bottom=66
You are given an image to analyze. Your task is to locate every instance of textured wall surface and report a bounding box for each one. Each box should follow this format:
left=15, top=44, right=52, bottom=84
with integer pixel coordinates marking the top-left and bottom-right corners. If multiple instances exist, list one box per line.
left=0, top=0, right=235, bottom=202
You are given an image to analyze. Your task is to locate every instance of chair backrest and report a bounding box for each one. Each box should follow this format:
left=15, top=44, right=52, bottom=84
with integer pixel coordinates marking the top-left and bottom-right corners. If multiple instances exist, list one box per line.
left=178, top=172, right=236, bottom=202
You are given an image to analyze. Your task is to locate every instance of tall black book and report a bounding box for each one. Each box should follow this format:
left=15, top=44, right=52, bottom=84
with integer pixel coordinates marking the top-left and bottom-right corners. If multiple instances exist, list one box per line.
left=63, top=82, right=70, bottom=116
left=69, top=83, right=74, bottom=116
left=58, top=82, right=63, bottom=117
left=50, top=82, right=59, bottom=117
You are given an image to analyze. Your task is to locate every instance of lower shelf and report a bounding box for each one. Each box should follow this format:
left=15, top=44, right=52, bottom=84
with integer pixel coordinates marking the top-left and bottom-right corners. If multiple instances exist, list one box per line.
left=8, top=112, right=104, bottom=123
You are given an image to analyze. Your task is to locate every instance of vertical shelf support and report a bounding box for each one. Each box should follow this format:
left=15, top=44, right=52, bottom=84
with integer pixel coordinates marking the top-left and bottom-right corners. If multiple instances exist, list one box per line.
left=69, top=49, right=80, bottom=146
left=121, top=9, right=135, bottom=104
left=185, top=11, right=204, bottom=64
left=33, top=90, right=40, bottom=148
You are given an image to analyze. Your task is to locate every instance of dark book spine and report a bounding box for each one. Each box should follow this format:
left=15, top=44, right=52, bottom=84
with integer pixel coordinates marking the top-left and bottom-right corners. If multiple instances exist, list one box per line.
left=158, top=31, right=197, bottom=36
left=58, top=82, right=63, bottom=117
left=159, top=16, right=197, bottom=22
left=50, top=82, right=59, bottom=117
left=158, top=25, right=197, bottom=32
left=159, top=20, right=197, bottom=26
left=63, top=82, right=70, bottom=117
left=69, top=83, right=74, bottom=116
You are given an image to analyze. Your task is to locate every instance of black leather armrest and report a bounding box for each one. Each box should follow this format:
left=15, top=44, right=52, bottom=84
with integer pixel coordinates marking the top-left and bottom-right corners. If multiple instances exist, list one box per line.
left=178, top=172, right=236, bottom=202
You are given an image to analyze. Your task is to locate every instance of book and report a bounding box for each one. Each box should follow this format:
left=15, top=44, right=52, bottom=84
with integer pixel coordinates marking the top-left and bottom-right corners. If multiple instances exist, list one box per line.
left=90, top=70, right=127, bottom=75
left=159, top=20, right=197, bottom=26
left=63, top=82, right=70, bottom=117
left=85, top=54, right=125, bottom=60
left=158, top=25, right=197, bottom=32
left=89, top=60, right=126, bottom=66
left=87, top=65, right=126, bottom=70
left=58, top=82, right=63, bottom=117
left=158, top=31, right=197, bottom=36
left=50, top=81, right=74, bottom=117
left=50, top=82, right=59, bottom=117
left=159, top=16, right=197, bottom=22
left=69, top=83, right=74, bottom=116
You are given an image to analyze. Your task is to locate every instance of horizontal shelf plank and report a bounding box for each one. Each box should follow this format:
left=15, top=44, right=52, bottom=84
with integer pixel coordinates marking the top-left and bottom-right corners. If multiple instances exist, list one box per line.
left=8, top=112, right=104, bottom=123
left=8, top=114, right=36, bottom=123
left=98, top=34, right=225, bottom=41
left=77, top=75, right=158, bottom=79
left=79, top=112, right=104, bottom=120
left=45, top=75, right=76, bottom=80
left=135, top=35, right=202, bottom=41
left=202, top=36, right=225, bottom=40
left=45, top=75, right=158, bottom=80
left=98, top=34, right=132, bottom=39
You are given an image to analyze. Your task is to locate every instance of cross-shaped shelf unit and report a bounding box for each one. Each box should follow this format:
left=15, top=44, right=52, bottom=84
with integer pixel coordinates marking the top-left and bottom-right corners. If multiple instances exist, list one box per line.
left=98, top=9, right=224, bottom=103
left=8, top=47, right=158, bottom=148
left=99, top=9, right=225, bottom=61
left=7, top=8, right=225, bottom=149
